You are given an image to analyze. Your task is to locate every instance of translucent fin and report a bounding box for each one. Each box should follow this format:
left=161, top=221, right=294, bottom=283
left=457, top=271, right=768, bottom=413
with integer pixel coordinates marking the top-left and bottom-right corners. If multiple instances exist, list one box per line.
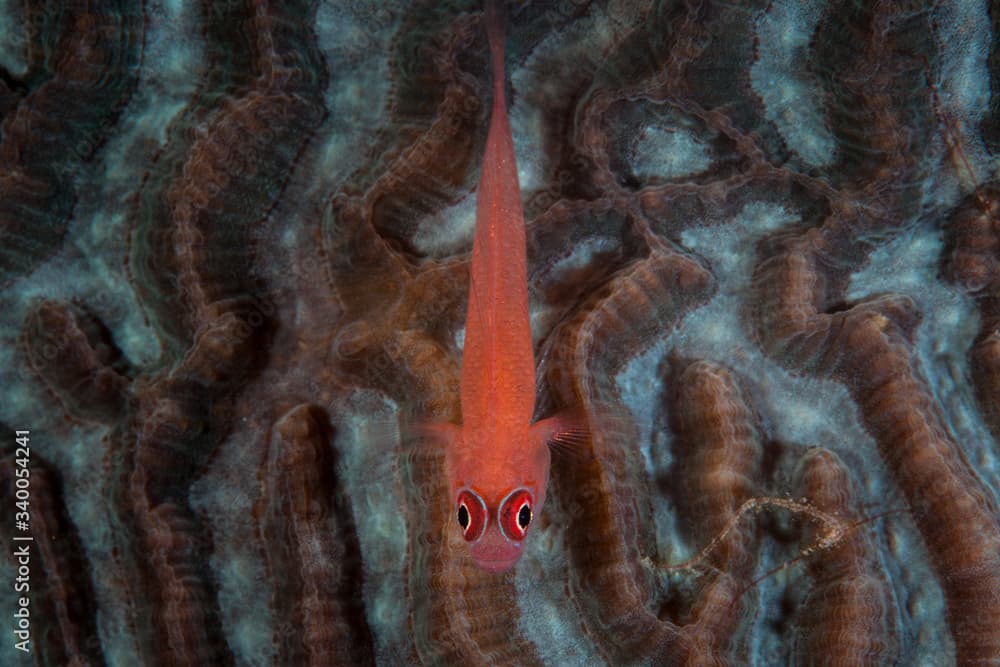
left=531, top=409, right=592, bottom=461
left=398, top=420, right=461, bottom=451
left=362, top=415, right=460, bottom=457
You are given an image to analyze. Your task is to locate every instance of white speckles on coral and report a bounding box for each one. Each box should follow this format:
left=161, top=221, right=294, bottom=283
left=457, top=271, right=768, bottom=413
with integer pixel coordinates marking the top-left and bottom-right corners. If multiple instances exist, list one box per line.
left=136, top=1, right=203, bottom=141
left=886, top=519, right=953, bottom=662
left=412, top=194, right=476, bottom=256
left=682, top=202, right=799, bottom=279
left=0, top=0, right=28, bottom=77
left=933, top=0, right=993, bottom=184
left=337, top=392, right=411, bottom=658
left=213, top=550, right=275, bottom=667
left=316, top=0, right=395, bottom=186
left=552, top=236, right=620, bottom=276
left=751, top=0, right=835, bottom=168
left=846, top=228, right=945, bottom=298
left=617, top=339, right=694, bottom=562
left=631, top=126, right=712, bottom=180
left=515, top=519, right=603, bottom=666
left=511, top=6, right=614, bottom=194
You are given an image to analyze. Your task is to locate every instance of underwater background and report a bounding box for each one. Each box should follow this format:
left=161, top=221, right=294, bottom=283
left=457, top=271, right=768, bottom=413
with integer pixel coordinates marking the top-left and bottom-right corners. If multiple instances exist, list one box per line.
left=2, top=0, right=999, bottom=664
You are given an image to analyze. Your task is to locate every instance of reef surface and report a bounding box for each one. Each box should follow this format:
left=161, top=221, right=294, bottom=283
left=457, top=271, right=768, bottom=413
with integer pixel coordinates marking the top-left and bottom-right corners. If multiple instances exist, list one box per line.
left=1, top=1, right=999, bottom=665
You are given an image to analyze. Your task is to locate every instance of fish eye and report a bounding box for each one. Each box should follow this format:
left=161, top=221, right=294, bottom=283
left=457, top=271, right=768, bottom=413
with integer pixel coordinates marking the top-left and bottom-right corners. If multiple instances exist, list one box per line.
left=457, top=489, right=487, bottom=541
left=499, top=488, right=533, bottom=541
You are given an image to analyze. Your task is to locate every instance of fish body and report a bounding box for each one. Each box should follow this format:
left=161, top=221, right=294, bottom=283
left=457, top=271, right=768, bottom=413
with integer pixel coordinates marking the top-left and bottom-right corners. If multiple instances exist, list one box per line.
left=445, top=0, right=575, bottom=573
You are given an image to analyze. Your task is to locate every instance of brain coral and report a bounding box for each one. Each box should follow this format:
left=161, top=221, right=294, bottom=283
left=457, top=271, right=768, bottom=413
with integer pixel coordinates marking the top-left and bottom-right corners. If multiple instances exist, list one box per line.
left=1, top=0, right=999, bottom=665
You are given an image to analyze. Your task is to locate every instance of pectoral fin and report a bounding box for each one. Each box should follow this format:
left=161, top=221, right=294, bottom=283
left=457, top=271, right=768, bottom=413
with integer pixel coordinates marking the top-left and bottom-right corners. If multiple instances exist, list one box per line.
left=530, top=410, right=592, bottom=460
left=364, top=417, right=460, bottom=456
left=400, top=421, right=461, bottom=450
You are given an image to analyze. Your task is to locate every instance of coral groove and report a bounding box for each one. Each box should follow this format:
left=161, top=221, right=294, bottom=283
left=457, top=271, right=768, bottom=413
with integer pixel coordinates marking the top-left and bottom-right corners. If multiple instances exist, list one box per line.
left=1, top=454, right=103, bottom=666
left=22, top=300, right=129, bottom=423
left=0, top=3, right=142, bottom=285
left=942, top=184, right=1000, bottom=443
left=258, top=404, right=374, bottom=665
left=791, top=448, right=897, bottom=666
left=667, top=358, right=762, bottom=663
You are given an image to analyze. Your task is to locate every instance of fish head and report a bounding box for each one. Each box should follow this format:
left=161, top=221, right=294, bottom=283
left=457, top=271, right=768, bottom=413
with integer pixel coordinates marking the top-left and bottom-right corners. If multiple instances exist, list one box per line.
left=454, top=481, right=544, bottom=573
left=449, top=423, right=553, bottom=572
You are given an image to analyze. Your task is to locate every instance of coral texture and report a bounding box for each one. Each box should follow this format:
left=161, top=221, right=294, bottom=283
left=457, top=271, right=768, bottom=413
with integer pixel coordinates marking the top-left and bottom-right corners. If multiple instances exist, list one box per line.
left=1, top=1, right=999, bottom=665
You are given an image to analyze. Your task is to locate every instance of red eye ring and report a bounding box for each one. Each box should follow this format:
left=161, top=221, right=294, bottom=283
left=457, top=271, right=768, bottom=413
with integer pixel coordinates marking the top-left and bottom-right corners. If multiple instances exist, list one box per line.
left=457, top=489, right=487, bottom=542
left=499, top=488, right=533, bottom=541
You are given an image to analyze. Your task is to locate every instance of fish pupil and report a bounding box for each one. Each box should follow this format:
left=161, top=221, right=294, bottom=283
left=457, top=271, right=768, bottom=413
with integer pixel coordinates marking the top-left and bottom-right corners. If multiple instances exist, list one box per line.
left=518, top=504, right=531, bottom=530
left=458, top=504, right=470, bottom=529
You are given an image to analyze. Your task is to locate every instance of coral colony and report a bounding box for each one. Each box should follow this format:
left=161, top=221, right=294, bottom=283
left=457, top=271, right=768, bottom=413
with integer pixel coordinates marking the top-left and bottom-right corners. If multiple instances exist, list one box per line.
left=1, top=1, right=999, bottom=664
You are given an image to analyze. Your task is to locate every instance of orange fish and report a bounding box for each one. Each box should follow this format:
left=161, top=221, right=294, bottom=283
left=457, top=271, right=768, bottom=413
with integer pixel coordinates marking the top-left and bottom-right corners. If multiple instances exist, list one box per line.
left=433, top=0, right=582, bottom=574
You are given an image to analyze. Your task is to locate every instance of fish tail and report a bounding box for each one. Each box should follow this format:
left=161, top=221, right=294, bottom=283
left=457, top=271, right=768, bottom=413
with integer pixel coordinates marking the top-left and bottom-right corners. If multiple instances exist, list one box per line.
left=484, top=0, right=506, bottom=104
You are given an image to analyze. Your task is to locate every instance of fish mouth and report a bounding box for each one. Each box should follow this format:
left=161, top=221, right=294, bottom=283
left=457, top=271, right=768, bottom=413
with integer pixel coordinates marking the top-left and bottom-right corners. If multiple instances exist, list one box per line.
left=475, top=557, right=519, bottom=574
